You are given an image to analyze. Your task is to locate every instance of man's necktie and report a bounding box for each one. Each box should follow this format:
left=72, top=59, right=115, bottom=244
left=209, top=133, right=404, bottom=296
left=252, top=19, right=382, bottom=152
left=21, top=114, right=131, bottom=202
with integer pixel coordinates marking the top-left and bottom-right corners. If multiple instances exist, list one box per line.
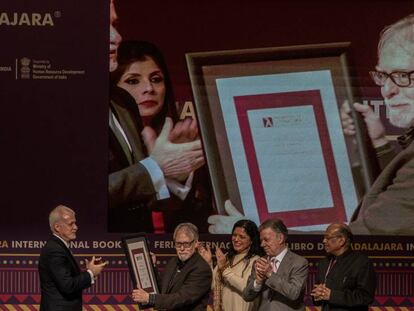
left=270, top=257, right=278, bottom=273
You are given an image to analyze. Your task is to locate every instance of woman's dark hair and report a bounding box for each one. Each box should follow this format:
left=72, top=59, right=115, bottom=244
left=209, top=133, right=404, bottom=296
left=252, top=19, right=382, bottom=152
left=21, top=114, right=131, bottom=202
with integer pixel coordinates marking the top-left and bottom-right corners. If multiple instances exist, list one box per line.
left=227, top=219, right=264, bottom=276
left=111, top=40, right=178, bottom=132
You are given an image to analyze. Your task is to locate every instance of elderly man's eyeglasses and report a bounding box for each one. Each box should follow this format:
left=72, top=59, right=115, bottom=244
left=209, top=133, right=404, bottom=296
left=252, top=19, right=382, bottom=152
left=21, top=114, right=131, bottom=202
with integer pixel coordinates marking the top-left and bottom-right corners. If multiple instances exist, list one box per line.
left=369, top=70, right=414, bottom=87
left=174, top=240, right=195, bottom=249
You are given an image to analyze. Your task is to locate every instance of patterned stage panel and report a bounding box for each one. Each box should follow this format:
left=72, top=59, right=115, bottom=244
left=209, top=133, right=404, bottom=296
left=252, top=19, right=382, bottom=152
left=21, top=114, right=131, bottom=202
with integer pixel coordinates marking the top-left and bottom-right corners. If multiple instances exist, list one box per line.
left=1, top=234, right=413, bottom=309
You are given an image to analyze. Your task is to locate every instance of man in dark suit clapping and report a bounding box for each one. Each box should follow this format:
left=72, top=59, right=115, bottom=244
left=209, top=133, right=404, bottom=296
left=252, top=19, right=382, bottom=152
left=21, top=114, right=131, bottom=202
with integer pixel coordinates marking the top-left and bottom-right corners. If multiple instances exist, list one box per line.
left=38, top=205, right=107, bottom=311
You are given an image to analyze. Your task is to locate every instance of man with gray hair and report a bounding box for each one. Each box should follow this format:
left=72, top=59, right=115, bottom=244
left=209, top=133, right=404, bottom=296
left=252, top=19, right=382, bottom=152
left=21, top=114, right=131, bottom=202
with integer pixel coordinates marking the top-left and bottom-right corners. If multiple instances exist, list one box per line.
left=132, top=222, right=212, bottom=310
left=38, top=205, right=107, bottom=311
left=243, top=218, right=308, bottom=311
left=311, top=223, right=376, bottom=310
left=342, top=14, right=414, bottom=235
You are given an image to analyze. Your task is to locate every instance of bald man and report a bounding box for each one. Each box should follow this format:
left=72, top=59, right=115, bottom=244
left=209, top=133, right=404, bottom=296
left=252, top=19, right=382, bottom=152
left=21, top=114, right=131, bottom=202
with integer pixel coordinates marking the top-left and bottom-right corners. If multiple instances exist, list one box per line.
left=311, top=223, right=376, bottom=311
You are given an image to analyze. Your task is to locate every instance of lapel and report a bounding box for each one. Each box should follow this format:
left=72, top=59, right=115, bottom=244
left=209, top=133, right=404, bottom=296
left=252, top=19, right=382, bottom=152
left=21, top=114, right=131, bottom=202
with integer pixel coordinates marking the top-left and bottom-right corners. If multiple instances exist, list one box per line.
left=320, top=258, right=330, bottom=277
left=52, top=235, right=80, bottom=274
left=276, top=249, right=292, bottom=274
left=109, top=128, right=130, bottom=167
left=110, top=91, right=146, bottom=163
left=318, top=256, right=332, bottom=283
left=109, top=108, right=134, bottom=165
left=163, top=253, right=199, bottom=294
left=162, top=257, right=179, bottom=294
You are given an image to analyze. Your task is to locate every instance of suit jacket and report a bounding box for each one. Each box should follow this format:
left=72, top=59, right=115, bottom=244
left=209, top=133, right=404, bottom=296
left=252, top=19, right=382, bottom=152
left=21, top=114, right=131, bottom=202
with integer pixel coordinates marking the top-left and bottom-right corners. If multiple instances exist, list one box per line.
left=153, top=252, right=212, bottom=311
left=243, top=249, right=308, bottom=311
left=108, top=86, right=213, bottom=233
left=312, top=249, right=376, bottom=311
left=108, top=86, right=156, bottom=233
left=350, top=140, right=414, bottom=235
left=38, top=235, right=92, bottom=311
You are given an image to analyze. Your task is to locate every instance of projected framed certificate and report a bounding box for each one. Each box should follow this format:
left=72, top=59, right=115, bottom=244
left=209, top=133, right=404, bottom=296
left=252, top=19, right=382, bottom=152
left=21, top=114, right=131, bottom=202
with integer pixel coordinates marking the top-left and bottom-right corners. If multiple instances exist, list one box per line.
left=186, top=42, right=378, bottom=230
left=122, top=234, right=159, bottom=293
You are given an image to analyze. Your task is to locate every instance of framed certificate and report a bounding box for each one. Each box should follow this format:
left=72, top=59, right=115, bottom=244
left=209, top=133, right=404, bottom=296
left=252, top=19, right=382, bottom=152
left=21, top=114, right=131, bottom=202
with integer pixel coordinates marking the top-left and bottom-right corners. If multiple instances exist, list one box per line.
left=122, top=234, right=159, bottom=293
left=186, top=42, right=379, bottom=230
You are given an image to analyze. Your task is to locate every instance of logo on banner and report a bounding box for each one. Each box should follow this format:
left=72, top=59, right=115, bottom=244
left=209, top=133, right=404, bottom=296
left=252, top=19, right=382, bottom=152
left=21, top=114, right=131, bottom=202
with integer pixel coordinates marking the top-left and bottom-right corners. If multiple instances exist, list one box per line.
left=263, top=117, right=274, bottom=127
left=20, top=57, right=31, bottom=79
left=0, top=12, right=59, bottom=26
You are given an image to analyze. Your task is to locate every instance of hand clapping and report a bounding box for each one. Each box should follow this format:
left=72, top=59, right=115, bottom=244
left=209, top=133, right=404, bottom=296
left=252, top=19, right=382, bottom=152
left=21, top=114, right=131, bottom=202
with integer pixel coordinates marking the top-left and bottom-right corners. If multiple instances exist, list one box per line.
left=85, top=256, right=108, bottom=277
left=255, top=257, right=271, bottom=284
left=215, top=247, right=227, bottom=270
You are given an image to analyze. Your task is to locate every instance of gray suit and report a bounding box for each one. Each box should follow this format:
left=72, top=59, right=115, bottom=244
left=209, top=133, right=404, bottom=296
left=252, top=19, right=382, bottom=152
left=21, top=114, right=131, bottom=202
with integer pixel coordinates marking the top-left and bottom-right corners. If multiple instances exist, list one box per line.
left=243, top=249, right=308, bottom=311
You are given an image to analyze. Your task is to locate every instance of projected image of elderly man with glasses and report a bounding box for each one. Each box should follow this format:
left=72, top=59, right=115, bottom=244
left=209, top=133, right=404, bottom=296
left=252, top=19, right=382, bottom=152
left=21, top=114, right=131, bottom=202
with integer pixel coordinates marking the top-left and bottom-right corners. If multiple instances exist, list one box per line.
left=342, top=14, right=414, bottom=235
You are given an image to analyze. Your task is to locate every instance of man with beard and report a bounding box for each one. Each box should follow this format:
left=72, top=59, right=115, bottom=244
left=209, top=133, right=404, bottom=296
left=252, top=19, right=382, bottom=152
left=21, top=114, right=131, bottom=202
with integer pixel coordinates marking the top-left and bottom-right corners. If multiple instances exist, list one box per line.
left=131, top=223, right=212, bottom=310
left=343, top=14, right=414, bottom=235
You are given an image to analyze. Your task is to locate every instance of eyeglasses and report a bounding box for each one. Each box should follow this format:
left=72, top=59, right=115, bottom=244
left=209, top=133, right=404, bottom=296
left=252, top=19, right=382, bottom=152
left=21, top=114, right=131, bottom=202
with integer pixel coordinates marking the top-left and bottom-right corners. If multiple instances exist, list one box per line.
left=174, top=240, right=195, bottom=249
left=323, top=235, right=341, bottom=241
left=369, top=70, right=414, bottom=87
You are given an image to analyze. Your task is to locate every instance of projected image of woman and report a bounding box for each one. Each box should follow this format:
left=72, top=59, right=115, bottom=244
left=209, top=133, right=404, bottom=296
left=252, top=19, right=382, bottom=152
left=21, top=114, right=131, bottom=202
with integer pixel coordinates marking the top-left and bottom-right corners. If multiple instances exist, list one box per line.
left=110, top=40, right=213, bottom=233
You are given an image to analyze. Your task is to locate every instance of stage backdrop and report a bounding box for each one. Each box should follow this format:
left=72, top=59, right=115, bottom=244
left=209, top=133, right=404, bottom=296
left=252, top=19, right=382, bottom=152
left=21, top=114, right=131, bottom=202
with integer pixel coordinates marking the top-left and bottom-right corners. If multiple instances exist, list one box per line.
left=1, top=0, right=413, bottom=310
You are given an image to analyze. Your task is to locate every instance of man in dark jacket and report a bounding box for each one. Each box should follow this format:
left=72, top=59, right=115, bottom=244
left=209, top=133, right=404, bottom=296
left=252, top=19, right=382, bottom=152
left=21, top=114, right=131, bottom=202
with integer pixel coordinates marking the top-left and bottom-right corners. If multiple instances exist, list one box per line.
left=311, top=223, right=376, bottom=311
left=38, top=205, right=107, bottom=311
left=132, top=223, right=212, bottom=310
left=344, top=14, right=414, bottom=235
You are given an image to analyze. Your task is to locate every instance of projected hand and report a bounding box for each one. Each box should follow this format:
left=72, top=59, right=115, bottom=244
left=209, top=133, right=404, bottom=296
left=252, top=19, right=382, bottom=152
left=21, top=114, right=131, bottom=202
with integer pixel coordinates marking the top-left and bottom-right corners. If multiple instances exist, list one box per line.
left=142, top=117, right=205, bottom=181
left=169, top=117, right=199, bottom=143
left=341, top=100, right=387, bottom=148
left=207, top=200, right=244, bottom=234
